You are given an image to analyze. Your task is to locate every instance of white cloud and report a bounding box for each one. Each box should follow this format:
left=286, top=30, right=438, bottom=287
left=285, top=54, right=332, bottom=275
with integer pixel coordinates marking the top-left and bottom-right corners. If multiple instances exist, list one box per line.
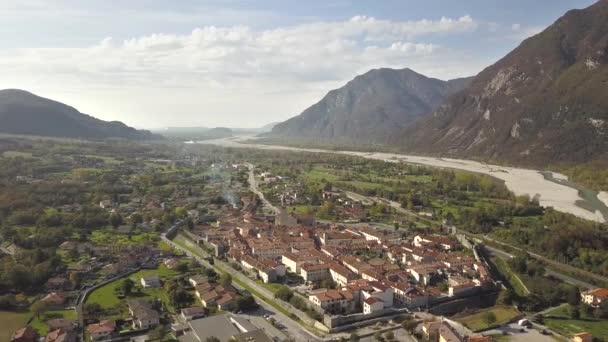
left=0, top=15, right=483, bottom=128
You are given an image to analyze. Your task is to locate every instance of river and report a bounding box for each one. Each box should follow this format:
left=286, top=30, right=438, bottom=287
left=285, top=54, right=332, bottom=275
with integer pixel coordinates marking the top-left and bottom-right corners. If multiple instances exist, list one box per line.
left=190, top=136, right=608, bottom=223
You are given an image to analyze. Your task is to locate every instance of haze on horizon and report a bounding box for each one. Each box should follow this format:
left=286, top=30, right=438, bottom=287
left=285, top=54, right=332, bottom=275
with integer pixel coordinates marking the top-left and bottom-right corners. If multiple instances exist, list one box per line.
left=0, top=0, right=595, bottom=129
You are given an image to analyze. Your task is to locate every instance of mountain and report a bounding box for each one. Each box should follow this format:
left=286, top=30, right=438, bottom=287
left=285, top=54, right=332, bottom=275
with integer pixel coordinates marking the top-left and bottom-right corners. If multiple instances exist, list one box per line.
left=269, top=68, right=472, bottom=144
left=399, top=0, right=608, bottom=165
left=0, top=89, right=157, bottom=140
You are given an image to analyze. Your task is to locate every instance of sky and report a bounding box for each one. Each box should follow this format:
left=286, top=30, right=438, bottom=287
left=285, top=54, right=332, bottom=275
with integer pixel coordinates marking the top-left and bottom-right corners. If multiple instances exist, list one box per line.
left=0, top=0, right=597, bottom=129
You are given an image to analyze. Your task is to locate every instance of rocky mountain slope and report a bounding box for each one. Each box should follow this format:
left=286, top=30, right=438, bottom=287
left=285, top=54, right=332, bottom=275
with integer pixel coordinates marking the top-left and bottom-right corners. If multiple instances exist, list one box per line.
left=269, top=68, right=472, bottom=144
left=0, top=89, right=157, bottom=140
left=399, top=0, right=608, bottom=165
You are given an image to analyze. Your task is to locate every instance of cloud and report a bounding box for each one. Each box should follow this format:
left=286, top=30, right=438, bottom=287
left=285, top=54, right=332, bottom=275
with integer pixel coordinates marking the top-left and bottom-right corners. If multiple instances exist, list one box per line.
left=0, top=15, right=483, bottom=127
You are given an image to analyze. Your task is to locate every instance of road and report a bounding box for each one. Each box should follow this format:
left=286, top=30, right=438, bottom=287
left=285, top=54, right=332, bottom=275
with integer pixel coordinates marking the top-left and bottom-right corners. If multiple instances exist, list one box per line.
left=245, top=162, right=280, bottom=215
left=164, top=231, right=322, bottom=342
left=342, top=190, right=437, bottom=227
left=483, top=238, right=595, bottom=289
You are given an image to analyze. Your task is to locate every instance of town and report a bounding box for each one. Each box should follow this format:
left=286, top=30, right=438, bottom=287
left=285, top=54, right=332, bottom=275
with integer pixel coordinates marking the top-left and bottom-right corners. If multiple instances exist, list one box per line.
left=1, top=138, right=607, bottom=342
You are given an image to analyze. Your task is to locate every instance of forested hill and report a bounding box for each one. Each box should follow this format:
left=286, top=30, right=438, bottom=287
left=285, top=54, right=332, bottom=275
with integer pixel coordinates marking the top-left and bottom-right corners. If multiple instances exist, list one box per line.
left=0, top=89, right=159, bottom=140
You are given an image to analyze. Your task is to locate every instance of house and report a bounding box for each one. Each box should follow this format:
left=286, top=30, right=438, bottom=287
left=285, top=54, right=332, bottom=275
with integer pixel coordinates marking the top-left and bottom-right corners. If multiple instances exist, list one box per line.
left=41, top=292, right=67, bottom=308
left=573, top=332, right=593, bottom=342
left=164, top=258, right=181, bottom=270
left=422, top=321, right=441, bottom=342
left=363, top=296, right=384, bottom=314
left=581, top=288, right=608, bottom=308
left=86, top=320, right=115, bottom=341
left=180, top=307, right=206, bottom=321
left=45, top=328, right=78, bottom=342
left=195, top=281, right=238, bottom=311
left=128, top=301, right=160, bottom=329
left=11, top=326, right=38, bottom=342
left=309, top=289, right=356, bottom=315
left=140, top=275, right=162, bottom=288
left=439, top=322, right=463, bottom=342
left=45, top=277, right=73, bottom=292
left=47, top=318, right=77, bottom=332
left=99, top=200, right=113, bottom=209
left=189, top=275, right=210, bottom=287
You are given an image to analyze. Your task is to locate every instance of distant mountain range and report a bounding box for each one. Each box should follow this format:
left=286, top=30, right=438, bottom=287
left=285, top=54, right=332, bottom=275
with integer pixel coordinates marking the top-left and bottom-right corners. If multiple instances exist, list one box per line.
left=157, top=122, right=277, bottom=141
left=269, top=68, right=472, bottom=144
left=270, top=0, right=608, bottom=165
left=0, top=89, right=158, bottom=140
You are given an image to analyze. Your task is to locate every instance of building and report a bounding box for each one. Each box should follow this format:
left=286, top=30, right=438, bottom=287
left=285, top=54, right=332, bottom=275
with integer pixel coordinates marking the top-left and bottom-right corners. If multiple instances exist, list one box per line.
left=128, top=301, right=160, bottom=329
left=44, top=328, right=78, bottom=342
left=363, top=296, right=384, bottom=314
left=41, top=292, right=67, bottom=308
left=140, top=275, right=162, bottom=288
left=309, top=289, right=356, bottom=315
left=86, top=320, right=115, bottom=341
left=573, top=332, right=593, bottom=342
left=178, top=315, right=273, bottom=342
left=581, top=288, right=608, bottom=308
left=180, top=307, right=206, bottom=321
left=11, top=326, right=38, bottom=342
left=439, top=322, right=463, bottom=342
left=300, top=263, right=331, bottom=283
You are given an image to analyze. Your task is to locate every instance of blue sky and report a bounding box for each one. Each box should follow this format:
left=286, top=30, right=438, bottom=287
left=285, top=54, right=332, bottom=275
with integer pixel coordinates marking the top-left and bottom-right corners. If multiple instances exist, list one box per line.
left=0, top=0, right=596, bottom=128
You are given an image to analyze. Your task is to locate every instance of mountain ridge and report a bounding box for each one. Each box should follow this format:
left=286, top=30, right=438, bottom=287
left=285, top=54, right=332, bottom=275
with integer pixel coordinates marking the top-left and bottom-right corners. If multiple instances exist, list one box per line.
left=269, top=68, right=473, bottom=144
left=397, top=0, right=608, bottom=165
left=0, top=89, right=158, bottom=140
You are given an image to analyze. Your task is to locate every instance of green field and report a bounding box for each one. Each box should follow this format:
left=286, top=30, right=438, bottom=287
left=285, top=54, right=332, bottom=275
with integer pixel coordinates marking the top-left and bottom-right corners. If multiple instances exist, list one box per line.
left=89, top=229, right=160, bottom=246
left=455, top=305, right=521, bottom=332
left=86, top=264, right=179, bottom=314
left=0, top=311, right=31, bottom=341
left=2, top=150, right=34, bottom=158
left=30, top=309, right=77, bottom=335
left=544, top=305, right=608, bottom=339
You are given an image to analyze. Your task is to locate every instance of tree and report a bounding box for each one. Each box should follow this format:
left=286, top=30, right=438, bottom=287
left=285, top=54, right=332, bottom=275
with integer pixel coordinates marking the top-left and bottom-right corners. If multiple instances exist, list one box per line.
left=121, top=278, right=135, bottom=295
left=205, top=337, right=220, bottom=342
left=483, top=311, right=497, bottom=326
left=384, top=331, right=394, bottom=341
left=176, top=262, right=189, bottom=274
left=109, top=213, right=123, bottom=228
left=236, top=295, right=258, bottom=312
left=350, top=333, right=360, bottom=342
left=149, top=325, right=164, bottom=340
left=274, top=286, right=294, bottom=302
left=373, top=331, right=384, bottom=342
left=569, top=305, right=580, bottom=319
left=219, top=273, right=232, bottom=287
left=566, top=286, right=580, bottom=306
left=30, top=300, right=47, bottom=318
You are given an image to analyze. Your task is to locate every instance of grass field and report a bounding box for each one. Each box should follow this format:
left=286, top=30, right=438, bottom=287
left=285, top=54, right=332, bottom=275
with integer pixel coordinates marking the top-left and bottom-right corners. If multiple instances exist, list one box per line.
left=2, top=150, right=34, bottom=158
left=0, top=310, right=31, bottom=341
left=30, top=309, right=77, bottom=335
left=86, top=264, right=179, bottom=313
left=544, top=305, right=608, bottom=339
left=455, top=305, right=521, bottom=332
left=89, top=229, right=160, bottom=246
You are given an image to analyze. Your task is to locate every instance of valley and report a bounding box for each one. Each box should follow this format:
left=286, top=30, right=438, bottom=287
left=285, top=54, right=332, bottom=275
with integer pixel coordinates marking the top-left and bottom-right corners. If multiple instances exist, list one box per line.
left=200, top=136, right=608, bottom=223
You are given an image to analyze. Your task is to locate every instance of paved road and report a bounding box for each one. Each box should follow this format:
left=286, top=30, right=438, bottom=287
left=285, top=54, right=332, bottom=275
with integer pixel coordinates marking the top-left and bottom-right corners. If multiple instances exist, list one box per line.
left=484, top=244, right=594, bottom=289
left=245, top=162, right=280, bottom=215
left=165, top=232, right=322, bottom=342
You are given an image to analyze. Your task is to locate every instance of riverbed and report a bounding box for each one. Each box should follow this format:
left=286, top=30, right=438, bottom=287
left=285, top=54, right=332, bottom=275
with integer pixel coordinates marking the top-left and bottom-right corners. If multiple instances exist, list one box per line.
left=194, top=136, right=608, bottom=223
